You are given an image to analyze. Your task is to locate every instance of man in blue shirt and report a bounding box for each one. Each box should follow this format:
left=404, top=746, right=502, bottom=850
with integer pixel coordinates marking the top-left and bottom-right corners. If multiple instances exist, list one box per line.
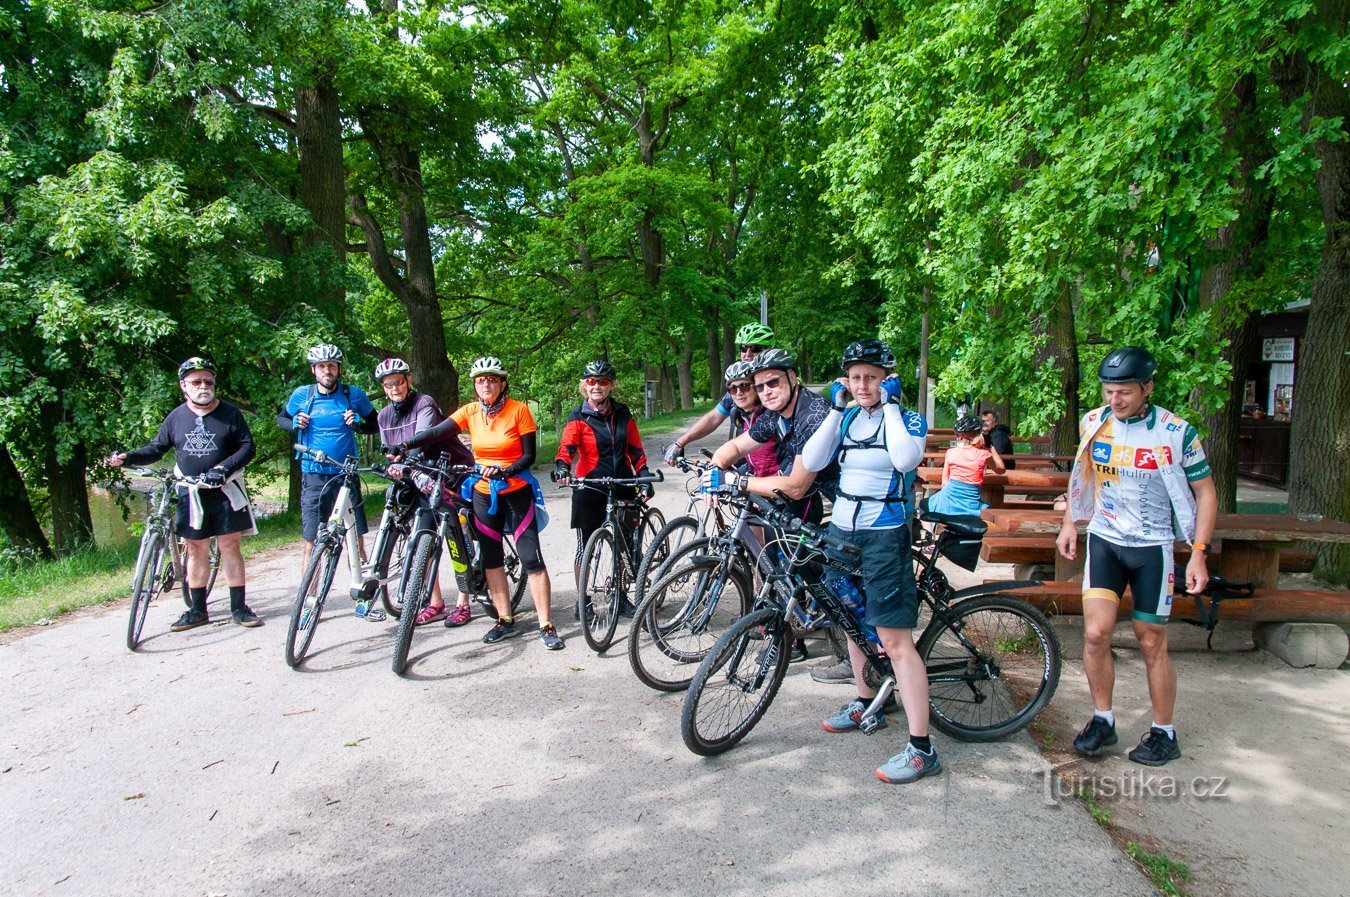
left=278, top=344, right=379, bottom=563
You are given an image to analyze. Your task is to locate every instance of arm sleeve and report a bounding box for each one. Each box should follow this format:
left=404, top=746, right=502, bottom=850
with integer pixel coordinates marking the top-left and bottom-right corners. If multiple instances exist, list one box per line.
left=216, top=411, right=256, bottom=475
left=405, top=416, right=461, bottom=449
left=801, top=409, right=842, bottom=473
left=882, top=405, right=924, bottom=472
left=122, top=415, right=176, bottom=465
left=276, top=404, right=296, bottom=432
left=500, top=432, right=536, bottom=478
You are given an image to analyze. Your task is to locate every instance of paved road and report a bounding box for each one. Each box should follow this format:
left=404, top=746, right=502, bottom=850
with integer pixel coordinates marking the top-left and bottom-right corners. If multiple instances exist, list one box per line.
left=1, top=439, right=1156, bottom=897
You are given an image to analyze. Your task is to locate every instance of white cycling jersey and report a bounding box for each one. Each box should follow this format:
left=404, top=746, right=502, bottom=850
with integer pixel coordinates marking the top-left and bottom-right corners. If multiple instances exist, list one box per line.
left=802, top=403, right=926, bottom=530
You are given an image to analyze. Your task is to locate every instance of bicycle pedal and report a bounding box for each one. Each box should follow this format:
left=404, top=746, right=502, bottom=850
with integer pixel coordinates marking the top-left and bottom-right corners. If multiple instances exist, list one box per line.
left=858, top=714, right=884, bottom=735
left=361, top=610, right=387, bottom=622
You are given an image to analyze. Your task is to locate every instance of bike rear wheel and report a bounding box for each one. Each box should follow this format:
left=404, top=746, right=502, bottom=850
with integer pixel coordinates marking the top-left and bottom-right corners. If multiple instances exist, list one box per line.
left=285, top=537, right=342, bottom=668
left=629, top=556, right=754, bottom=692
left=393, top=532, right=439, bottom=675
left=917, top=593, right=1061, bottom=741
left=578, top=526, right=624, bottom=652
left=634, top=514, right=698, bottom=607
left=503, top=534, right=527, bottom=615
left=681, top=607, right=790, bottom=756
left=127, top=531, right=166, bottom=651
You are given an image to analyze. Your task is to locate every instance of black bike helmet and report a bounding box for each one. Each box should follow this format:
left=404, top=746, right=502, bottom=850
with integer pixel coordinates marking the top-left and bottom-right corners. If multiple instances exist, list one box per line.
left=582, top=359, right=617, bottom=380
left=954, top=415, right=982, bottom=434
left=841, top=339, right=897, bottom=372
left=1098, top=346, right=1157, bottom=383
left=750, top=348, right=797, bottom=374
left=178, top=357, right=216, bottom=379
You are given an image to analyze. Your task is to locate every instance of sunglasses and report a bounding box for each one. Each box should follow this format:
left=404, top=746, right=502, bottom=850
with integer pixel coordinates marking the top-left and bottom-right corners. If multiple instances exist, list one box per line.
left=584, top=378, right=614, bottom=387
left=753, top=376, right=785, bottom=392
left=474, top=375, right=503, bottom=384
left=739, top=344, right=767, bottom=354
left=184, top=379, right=216, bottom=387
left=727, top=381, right=754, bottom=394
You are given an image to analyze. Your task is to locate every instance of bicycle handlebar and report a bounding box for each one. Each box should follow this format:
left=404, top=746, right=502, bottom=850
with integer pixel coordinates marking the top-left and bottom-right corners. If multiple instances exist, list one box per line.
left=121, top=465, right=211, bottom=487
left=561, top=471, right=664, bottom=488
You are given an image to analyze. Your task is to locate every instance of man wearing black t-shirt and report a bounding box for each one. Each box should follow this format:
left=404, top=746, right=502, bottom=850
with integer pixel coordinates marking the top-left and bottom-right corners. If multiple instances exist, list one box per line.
left=111, top=358, right=260, bottom=631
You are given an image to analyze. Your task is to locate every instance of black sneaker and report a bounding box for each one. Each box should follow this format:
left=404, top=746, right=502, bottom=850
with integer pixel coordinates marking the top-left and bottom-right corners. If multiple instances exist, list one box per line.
left=231, top=606, right=263, bottom=628
left=617, top=598, right=637, bottom=619
left=1128, top=727, right=1181, bottom=767
left=789, top=639, right=810, bottom=664
left=539, top=624, right=565, bottom=651
left=483, top=619, right=519, bottom=643
left=1073, top=716, right=1118, bottom=756
left=170, top=609, right=210, bottom=632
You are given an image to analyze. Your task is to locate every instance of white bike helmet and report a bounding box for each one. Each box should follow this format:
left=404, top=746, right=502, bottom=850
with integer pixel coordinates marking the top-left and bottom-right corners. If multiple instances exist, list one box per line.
left=307, top=343, right=344, bottom=366
left=469, top=356, right=508, bottom=379
left=374, top=357, right=411, bottom=381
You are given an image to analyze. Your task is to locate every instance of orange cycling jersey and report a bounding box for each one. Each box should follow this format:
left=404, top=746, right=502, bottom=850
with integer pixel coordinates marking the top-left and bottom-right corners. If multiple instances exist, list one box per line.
left=451, top=398, right=536, bottom=495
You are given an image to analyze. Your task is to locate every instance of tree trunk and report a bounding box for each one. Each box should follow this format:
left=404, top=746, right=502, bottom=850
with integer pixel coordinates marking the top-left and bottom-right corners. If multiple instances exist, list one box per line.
left=659, top=362, right=676, bottom=412
left=705, top=317, right=722, bottom=398
left=0, top=443, right=52, bottom=560
left=1040, top=280, right=1079, bottom=454
left=295, top=66, right=347, bottom=320
left=1275, top=14, right=1350, bottom=581
left=721, top=320, right=735, bottom=376
left=288, top=454, right=302, bottom=516
left=41, top=403, right=92, bottom=556
left=1196, top=73, right=1275, bottom=514
left=677, top=337, right=695, bottom=410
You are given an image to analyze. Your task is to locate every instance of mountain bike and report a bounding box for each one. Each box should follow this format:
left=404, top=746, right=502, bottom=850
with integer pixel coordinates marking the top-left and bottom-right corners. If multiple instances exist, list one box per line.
left=563, top=471, right=665, bottom=652
left=633, top=456, right=720, bottom=608
left=284, top=446, right=413, bottom=668
left=626, top=489, right=771, bottom=692
left=391, top=455, right=528, bottom=675
left=121, top=466, right=220, bottom=651
left=681, top=499, right=1061, bottom=756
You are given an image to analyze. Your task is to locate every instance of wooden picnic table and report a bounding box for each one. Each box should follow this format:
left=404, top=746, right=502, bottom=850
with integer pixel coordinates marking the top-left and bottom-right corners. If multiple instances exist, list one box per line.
left=925, top=432, right=1052, bottom=447
left=916, top=467, right=1069, bottom=509
left=978, top=509, right=1350, bottom=588
left=922, top=451, right=1076, bottom=469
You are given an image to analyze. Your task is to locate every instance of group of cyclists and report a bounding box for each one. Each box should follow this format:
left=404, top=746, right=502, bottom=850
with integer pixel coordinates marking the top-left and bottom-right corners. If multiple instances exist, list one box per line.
left=112, top=321, right=1215, bottom=782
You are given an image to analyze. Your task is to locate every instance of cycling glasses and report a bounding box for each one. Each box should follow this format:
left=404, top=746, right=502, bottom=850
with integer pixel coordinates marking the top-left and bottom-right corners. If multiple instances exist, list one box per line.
left=727, top=381, right=754, bottom=394
left=739, top=343, right=767, bottom=354
left=584, top=378, right=614, bottom=387
left=183, top=377, right=216, bottom=387
left=753, top=376, right=786, bottom=392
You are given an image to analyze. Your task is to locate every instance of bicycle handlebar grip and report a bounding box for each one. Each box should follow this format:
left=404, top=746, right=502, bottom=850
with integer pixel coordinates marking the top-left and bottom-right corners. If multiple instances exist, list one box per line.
left=293, top=443, right=309, bottom=454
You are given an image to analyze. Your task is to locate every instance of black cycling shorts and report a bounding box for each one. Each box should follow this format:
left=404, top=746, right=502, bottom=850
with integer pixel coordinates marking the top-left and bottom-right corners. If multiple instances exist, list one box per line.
left=174, top=488, right=253, bottom=540
left=1083, top=533, right=1174, bottom=623
left=472, top=486, right=546, bottom=575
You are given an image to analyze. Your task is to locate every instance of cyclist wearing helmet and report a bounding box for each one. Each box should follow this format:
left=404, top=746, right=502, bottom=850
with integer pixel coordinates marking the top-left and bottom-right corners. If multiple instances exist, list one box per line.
left=923, top=414, right=1006, bottom=517
left=405, top=356, right=563, bottom=650
left=553, top=360, right=654, bottom=601
left=1057, top=346, right=1216, bottom=767
left=374, top=358, right=475, bottom=626
left=662, top=322, right=777, bottom=464
left=110, top=357, right=260, bottom=630
left=794, top=338, right=938, bottom=783
left=706, top=347, right=839, bottom=525
left=721, top=360, right=778, bottom=478
left=278, top=344, right=379, bottom=569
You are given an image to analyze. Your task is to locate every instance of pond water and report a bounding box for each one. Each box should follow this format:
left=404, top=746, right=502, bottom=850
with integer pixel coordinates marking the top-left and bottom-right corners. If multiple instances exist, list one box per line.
left=87, top=487, right=150, bottom=548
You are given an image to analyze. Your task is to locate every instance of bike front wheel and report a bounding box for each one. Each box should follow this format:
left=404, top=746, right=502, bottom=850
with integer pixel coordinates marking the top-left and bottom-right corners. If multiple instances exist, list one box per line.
left=628, top=555, right=754, bottom=692
left=578, top=526, right=624, bottom=653
left=127, top=531, right=167, bottom=651
left=917, top=593, right=1062, bottom=741
left=502, top=534, right=528, bottom=616
left=285, top=536, right=342, bottom=668
left=681, top=607, right=790, bottom=756
left=376, top=522, right=413, bottom=619
left=172, top=537, right=220, bottom=607
left=393, top=532, right=439, bottom=675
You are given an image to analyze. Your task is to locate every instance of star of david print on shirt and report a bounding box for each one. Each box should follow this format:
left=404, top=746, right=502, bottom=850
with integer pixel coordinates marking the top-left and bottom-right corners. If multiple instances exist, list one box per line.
left=182, top=416, right=218, bottom=458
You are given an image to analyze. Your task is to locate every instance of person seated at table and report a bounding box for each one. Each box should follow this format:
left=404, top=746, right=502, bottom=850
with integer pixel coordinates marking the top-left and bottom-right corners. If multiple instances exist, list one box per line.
left=979, top=410, right=1016, bottom=469
left=923, top=415, right=1005, bottom=517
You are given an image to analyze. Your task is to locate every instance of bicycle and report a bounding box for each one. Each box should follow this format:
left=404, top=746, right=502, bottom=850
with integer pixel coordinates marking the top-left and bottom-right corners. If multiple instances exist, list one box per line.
left=284, top=446, right=415, bottom=668
left=563, top=471, right=665, bottom=652
left=391, top=454, right=528, bottom=675
left=632, top=455, right=721, bottom=608
left=626, top=488, right=777, bottom=692
left=680, top=499, right=1062, bottom=756
left=120, top=466, right=220, bottom=651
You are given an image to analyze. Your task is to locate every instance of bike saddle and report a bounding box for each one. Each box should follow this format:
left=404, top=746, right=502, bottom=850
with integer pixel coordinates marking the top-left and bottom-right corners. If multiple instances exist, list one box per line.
left=918, top=509, right=988, bottom=537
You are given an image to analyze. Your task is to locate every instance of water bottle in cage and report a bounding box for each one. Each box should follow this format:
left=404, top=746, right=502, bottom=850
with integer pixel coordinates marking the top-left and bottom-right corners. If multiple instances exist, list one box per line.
left=827, top=574, right=881, bottom=645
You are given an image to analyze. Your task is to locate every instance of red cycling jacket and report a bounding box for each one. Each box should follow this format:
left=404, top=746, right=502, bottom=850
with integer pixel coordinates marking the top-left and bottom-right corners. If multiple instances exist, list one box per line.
left=556, top=399, right=648, bottom=478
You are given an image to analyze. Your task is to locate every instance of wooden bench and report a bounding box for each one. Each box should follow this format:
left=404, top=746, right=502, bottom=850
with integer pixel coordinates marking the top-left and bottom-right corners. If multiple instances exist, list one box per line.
left=979, top=534, right=1316, bottom=573
left=991, top=581, right=1350, bottom=624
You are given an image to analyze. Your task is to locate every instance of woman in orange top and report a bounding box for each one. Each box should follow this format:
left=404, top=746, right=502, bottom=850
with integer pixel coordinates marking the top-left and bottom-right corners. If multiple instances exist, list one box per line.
left=925, top=415, right=1006, bottom=517
left=406, top=356, right=562, bottom=649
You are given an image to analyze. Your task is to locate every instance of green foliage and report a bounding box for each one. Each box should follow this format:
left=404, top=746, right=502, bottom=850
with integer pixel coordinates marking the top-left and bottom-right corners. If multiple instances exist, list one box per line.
left=1125, top=841, right=1192, bottom=897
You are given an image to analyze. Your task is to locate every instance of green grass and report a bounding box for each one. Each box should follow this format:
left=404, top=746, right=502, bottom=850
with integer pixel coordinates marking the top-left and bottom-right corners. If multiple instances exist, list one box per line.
left=1075, top=786, right=1113, bottom=827
left=1125, top=842, right=1192, bottom=896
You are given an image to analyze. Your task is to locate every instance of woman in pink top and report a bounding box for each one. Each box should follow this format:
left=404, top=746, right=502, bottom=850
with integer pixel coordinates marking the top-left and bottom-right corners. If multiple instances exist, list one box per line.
left=925, top=415, right=1006, bottom=517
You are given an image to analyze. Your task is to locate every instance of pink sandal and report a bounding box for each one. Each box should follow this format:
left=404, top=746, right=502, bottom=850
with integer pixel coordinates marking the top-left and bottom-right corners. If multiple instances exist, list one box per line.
left=445, top=604, right=472, bottom=627
left=415, top=604, right=448, bottom=625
